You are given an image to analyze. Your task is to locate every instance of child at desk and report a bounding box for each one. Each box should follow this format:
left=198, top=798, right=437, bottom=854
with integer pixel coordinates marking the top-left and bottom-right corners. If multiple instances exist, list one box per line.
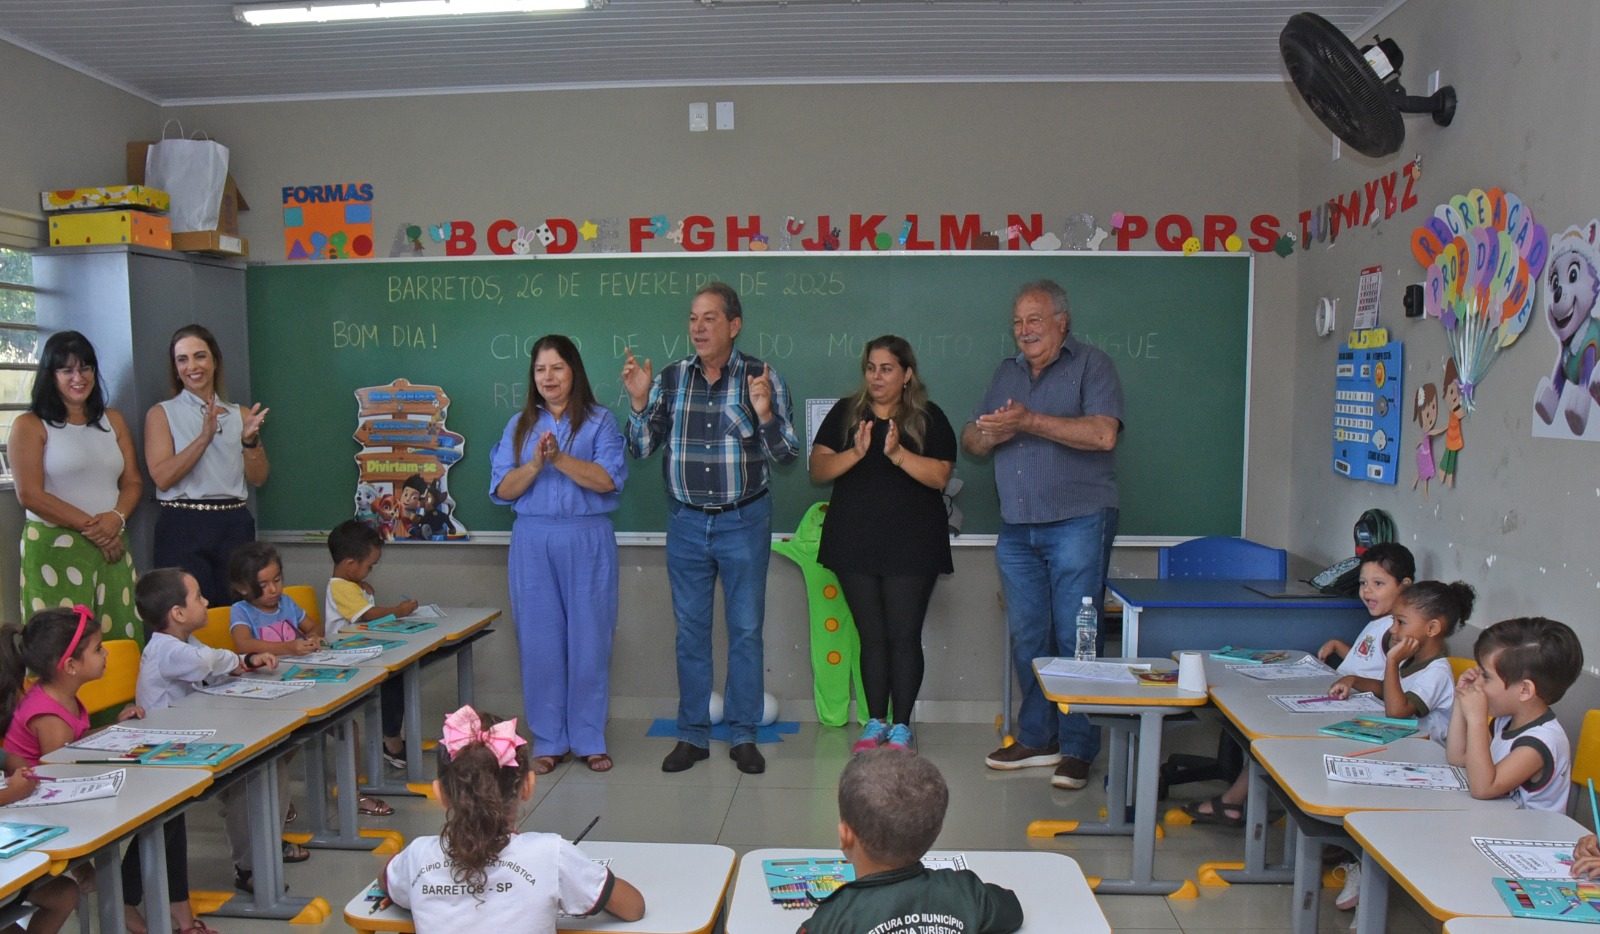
left=225, top=543, right=315, bottom=878
left=135, top=568, right=278, bottom=931
left=0, top=606, right=138, bottom=934
left=321, top=520, right=415, bottom=774
left=1316, top=543, right=1415, bottom=677
left=379, top=705, right=644, bottom=932
left=227, top=542, right=319, bottom=658
left=1184, top=544, right=1416, bottom=829
left=799, top=749, right=1022, bottom=934
left=1328, top=579, right=1475, bottom=741
left=1448, top=616, right=1582, bottom=810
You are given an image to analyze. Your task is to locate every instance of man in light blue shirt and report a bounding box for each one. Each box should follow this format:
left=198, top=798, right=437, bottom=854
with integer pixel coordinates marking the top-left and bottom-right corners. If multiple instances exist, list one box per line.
left=962, top=279, right=1123, bottom=790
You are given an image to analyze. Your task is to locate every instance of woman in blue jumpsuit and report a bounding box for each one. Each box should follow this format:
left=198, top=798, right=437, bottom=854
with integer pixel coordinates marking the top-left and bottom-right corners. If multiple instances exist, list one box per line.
left=490, top=335, right=627, bottom=773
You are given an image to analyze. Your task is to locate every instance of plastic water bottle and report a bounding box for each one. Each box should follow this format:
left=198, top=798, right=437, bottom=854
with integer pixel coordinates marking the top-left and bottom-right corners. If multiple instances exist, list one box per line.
left=1074, top=596, right=1098, bottom=660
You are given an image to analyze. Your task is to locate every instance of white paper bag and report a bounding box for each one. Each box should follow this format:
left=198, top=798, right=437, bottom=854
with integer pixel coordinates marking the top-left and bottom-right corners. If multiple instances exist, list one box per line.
left=144, top=123, right=229, bottom=233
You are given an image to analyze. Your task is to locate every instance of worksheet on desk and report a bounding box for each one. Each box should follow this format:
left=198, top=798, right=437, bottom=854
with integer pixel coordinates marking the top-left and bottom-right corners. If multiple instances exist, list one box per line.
left=67, top=726, right=215, bottom=753
left=4, top=769, right=125, bottom=807
left=1323, top=755, right=1468, bottom=791
left=1229, top=657, right=1334, bottom=680
left=1271, top=692, right=1384, bottom=713
left=1473, top=837, right=1583, bottom=879
left=194, top=679, right=312, bottom=699
left=1039, top=658, right=1150, bottom=682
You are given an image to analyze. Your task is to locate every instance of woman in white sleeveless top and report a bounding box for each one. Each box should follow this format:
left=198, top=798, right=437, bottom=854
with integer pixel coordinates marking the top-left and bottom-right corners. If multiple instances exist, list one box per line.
left=144, top=325, right=269, bottom=605
left=11, top=331, right=144, bottom=640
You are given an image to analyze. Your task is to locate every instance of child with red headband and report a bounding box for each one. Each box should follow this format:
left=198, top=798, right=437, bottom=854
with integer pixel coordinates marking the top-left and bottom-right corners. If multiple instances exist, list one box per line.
left=0, top=605, right=147, bottom=934
left=377, top=705, right=645, bottom=933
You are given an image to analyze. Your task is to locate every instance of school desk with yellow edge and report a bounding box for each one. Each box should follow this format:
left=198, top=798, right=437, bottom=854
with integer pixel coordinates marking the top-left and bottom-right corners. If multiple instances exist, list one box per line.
left=1346, top=807, right=1589, bottom=934
left=1028, top=657, right=1207, bottom=896
left=26, top=763, right=213, bottom=934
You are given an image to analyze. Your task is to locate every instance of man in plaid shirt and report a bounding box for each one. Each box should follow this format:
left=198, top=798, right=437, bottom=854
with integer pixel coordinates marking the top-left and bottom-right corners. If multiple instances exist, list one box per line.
left=623, top=282, right=799, bottom=775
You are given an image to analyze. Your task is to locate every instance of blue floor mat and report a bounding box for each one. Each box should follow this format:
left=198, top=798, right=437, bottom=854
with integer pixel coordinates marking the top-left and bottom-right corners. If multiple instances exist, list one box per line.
left=646, top=718, right=800, bottom=744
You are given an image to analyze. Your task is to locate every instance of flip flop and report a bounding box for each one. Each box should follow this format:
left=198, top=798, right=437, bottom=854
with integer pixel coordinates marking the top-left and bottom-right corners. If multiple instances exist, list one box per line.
left=581, top=754, right=613, bottom=773
left=357, top=795, right=394, bottom=817
left=1181, top=794, right=1246, bottom=828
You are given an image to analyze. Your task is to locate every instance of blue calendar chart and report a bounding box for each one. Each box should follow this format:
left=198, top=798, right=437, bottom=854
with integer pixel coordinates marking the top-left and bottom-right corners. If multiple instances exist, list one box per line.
left=1332, top=330, right=1404, bottom=485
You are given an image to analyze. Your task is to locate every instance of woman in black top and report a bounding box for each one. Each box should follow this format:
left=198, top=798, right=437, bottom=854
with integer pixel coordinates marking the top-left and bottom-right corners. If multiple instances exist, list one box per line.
left=810, top=335, right=955, bottom=753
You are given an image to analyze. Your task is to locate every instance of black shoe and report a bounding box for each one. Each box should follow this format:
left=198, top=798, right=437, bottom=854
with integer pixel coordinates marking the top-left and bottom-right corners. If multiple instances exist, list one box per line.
left=661, top=741, right=709, bottom=773
left=235, top=867, right=289, bottom=896
left=729, top=742, right=765, bottom=774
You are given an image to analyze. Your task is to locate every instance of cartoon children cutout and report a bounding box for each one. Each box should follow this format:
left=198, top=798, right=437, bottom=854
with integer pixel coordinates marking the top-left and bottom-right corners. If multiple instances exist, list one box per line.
left=1413, top=382, right=1439, bottom=498
left=1437, top=358, right=1465, bottom=488
left=395, top=475, right=427, bottom=539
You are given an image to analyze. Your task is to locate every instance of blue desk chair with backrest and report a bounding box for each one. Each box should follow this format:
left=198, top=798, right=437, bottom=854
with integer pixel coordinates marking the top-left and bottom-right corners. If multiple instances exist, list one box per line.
left=1158, top=536, right=1288, bottom=798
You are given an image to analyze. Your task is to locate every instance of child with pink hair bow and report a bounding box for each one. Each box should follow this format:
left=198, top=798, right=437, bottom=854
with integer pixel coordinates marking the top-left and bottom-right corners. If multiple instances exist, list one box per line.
left=376, top=705, right=645, bottom=933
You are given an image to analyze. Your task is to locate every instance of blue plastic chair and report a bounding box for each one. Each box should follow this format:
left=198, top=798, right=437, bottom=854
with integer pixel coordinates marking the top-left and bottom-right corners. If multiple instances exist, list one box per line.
left=1158, top=536, right=1287, bottom=581
left=1158, top=536, right=1287, bottom=798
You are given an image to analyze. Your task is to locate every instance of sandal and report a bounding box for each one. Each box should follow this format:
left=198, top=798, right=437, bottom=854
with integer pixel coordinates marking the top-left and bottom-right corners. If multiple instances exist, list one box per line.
left=532, top=752, right=571, bottom=775
left=580, top=754, right=613, bottom=773
left=281, top=841, right=310, bottom=863
left=178, top=918, right=224, bottom=934
left=1181, top=794, right=1246, bottom=828
left=357, top=795, right=394, bottom=817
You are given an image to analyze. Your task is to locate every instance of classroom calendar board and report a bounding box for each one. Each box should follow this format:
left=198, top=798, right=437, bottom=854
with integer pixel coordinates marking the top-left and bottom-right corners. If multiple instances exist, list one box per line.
left=246, top=252, right=1252, bottom=536
left=1332, top=330, right=1404, bottom=484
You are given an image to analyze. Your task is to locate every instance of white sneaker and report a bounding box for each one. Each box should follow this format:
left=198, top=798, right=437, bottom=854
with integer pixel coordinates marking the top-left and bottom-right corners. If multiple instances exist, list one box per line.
left=1334, top=861, right=1361, bottom=911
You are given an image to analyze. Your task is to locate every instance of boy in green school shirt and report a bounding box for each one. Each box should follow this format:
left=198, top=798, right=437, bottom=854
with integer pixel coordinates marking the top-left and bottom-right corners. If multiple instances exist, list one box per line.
left=799, top=749, right=1023, bottom=934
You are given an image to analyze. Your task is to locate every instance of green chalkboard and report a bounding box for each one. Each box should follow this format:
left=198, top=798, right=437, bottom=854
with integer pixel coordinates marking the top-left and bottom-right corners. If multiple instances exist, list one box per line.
left=245, top=252, right=1250, bottom=537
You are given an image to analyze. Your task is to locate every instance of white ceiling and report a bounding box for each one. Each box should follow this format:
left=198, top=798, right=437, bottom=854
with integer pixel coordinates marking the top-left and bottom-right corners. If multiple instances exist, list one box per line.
left=0, top=0, right=1401, bottom=105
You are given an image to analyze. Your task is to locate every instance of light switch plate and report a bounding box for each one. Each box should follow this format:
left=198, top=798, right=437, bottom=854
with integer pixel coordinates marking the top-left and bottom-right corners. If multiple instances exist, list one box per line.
left=715, top=101, right=735, bottom=130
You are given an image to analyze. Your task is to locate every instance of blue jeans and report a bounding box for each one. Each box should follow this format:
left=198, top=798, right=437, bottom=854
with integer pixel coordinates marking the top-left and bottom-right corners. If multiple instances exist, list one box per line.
left=997, top=507, right=1119, bottom=761
left=666, top=494, right=772, bottom=746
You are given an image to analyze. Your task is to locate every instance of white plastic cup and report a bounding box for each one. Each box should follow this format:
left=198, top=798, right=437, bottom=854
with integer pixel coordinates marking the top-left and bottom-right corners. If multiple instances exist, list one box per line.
left=1177, top=652, right=1207, bottom=693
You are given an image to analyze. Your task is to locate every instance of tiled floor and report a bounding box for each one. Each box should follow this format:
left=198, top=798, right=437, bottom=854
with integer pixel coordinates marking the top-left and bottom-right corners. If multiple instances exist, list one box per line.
left=167, top=717, right=1439, bottom=933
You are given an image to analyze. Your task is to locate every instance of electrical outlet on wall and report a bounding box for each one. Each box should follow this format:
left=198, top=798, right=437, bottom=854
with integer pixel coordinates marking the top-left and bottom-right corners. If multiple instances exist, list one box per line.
left=689, top=102, right=709, bottom=132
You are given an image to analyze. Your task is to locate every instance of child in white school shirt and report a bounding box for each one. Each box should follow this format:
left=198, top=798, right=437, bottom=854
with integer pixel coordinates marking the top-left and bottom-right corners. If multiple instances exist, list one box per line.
left=135, top=567, right=281, bottom=919
left=1316, top=543, right=1415, bottom=678
left=1329, top=579, right=1474, bottom=743
left=1449, top=616, right=1582, bottom=811
left=378, top=706, right=645, bottom=933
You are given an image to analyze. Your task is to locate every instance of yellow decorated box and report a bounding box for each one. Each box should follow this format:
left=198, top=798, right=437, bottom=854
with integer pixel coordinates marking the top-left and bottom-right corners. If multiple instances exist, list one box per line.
left=41, top=185, right=170, bottom=213
left=49, top=210, right=173, bottom=249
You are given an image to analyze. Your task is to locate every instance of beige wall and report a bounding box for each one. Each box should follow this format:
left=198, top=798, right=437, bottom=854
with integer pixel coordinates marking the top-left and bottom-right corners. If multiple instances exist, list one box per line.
left=0, top=44, right=157, bottom=228
left=1287, top=0, right=1600, bottom=719
left=2, top=43, right=1311, bottom=719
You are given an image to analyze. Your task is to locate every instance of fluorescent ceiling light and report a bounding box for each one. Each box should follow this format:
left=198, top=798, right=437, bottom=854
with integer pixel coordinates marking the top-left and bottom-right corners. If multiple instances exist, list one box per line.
left=235, top=0, right=601, bottom=27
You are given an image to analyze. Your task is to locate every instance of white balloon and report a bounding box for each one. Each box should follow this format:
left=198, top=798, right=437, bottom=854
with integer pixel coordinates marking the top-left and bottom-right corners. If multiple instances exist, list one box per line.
left=708, top=691, right=725, bottom=725
left=760, top=692, right=780, bottom=727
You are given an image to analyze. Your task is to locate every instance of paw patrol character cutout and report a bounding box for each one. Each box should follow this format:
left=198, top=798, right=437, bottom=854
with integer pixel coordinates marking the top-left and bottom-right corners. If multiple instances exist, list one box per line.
left=1533, top=221, right=1600, bottom=439
left=355, top=482, right=380, bottom=527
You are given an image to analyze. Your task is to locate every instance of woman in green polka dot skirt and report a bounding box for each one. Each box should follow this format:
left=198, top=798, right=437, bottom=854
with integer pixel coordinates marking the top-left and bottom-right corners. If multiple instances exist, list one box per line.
left=11, top=331, right=143, bottom=643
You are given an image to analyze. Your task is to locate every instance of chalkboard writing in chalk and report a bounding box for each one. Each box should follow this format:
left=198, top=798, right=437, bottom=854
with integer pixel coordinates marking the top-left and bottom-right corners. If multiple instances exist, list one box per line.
left=247, top=252, right=1250, bottom=537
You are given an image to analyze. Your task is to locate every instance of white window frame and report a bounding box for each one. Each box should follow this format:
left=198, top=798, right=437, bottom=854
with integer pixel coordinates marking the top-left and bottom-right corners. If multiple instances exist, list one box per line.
left=0, top=209, right=45, bottom=488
